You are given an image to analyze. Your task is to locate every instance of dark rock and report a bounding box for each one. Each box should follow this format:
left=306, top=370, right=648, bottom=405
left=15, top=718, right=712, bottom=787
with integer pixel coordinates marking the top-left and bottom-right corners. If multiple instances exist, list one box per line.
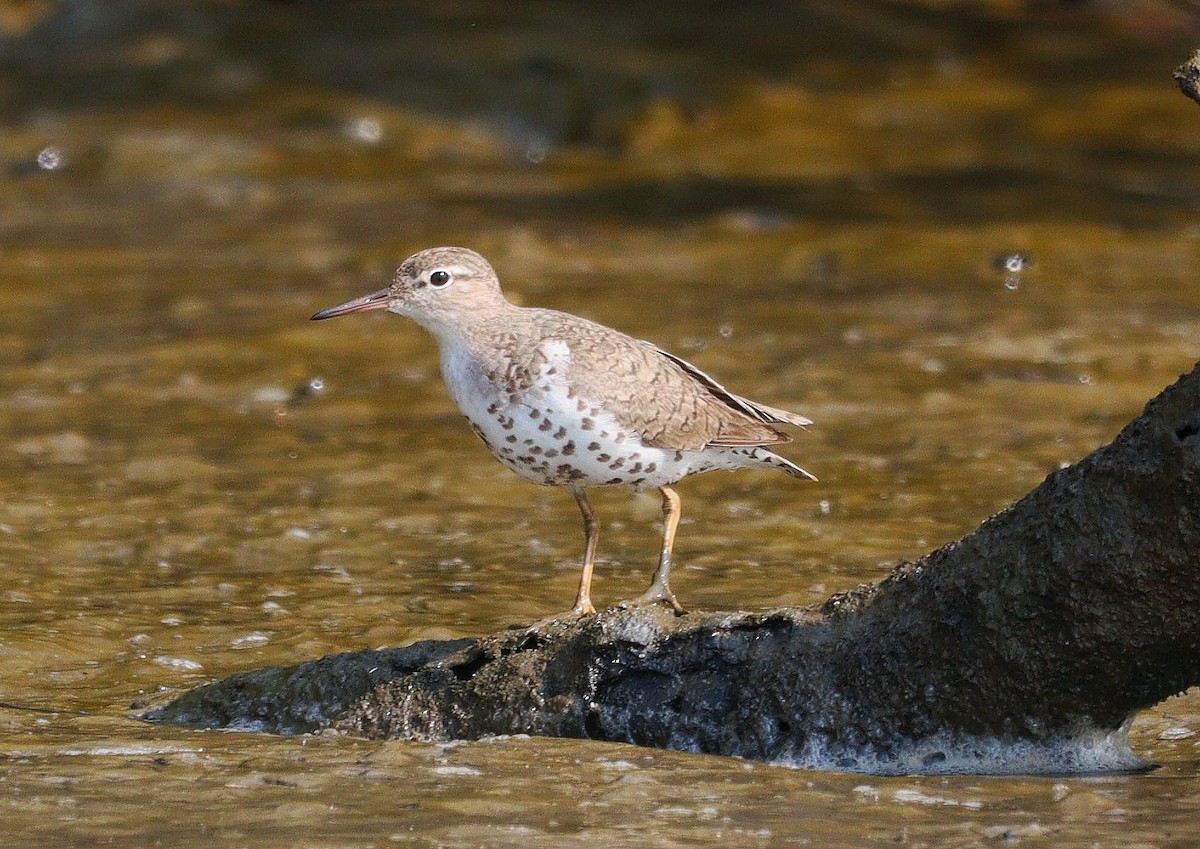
left=141, top=638, right=475, bottom=734
left=143, top=361, right=1200, bottom=774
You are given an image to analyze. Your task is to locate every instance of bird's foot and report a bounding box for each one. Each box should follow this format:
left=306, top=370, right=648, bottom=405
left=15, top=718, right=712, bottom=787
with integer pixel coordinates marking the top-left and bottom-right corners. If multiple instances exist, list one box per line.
left=568, top=599, right=598, bottom=617
left=616, top=586, right=686, bottom=615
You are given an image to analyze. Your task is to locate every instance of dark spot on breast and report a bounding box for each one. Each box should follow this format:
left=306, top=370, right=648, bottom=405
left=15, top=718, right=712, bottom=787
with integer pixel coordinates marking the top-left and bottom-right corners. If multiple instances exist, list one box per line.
left=524, top=439, right=535, bottom=446
left=545, top=448, right=559, bottom=458
left=529, top=408, right=541, bottom=419
left=629, top=462, right=642, bottom=473
left=597, top=453, right=610, bottom=463
left=562, top=441, right=576, bottom=456
left=645, top=462, right=657, bottom=473
left=587, top=442, right=600, bottom=451
left=581, top=418, right=595, bottom=431
left=530, top=445, right=543, bottom=455
left=606, top=477, right=624, bottom=484
left=553, top=426, right=568, bottom=440
left=610, top=458, right=625, bottom=469
left=538, top=418, right=553, bottom=432
left=505, top=434, right=518, bottom=444
left=576, top=399, right=588, bottom=412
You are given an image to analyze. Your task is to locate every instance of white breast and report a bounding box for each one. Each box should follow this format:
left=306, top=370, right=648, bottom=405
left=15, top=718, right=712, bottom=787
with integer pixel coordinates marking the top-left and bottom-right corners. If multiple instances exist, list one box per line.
left=438, top=338, right=730, bottom=489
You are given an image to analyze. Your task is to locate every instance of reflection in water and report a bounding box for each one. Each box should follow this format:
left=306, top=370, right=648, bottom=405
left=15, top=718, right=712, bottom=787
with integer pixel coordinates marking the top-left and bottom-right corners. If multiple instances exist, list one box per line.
left=0, top=1, right=1199, bottom=846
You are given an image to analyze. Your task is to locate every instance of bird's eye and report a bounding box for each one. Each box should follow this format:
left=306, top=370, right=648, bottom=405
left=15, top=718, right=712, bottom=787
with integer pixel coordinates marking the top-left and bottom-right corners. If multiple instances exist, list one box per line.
left=428, top=270, right=451, bottom=288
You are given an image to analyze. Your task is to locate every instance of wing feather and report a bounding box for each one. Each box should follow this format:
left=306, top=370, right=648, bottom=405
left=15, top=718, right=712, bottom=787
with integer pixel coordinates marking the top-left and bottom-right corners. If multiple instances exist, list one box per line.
left=643, top=342, right=813, bottom=432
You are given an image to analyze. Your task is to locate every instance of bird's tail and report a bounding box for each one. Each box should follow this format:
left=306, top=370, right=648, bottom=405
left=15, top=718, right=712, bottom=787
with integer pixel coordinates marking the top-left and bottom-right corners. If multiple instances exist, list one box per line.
left=752, top=448, right=818, bottom=481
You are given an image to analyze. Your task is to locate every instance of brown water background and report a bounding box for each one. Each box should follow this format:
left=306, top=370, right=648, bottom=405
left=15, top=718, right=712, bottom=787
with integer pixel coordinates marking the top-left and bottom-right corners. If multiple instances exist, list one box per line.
left=2, top=2, right=1200, bottom=845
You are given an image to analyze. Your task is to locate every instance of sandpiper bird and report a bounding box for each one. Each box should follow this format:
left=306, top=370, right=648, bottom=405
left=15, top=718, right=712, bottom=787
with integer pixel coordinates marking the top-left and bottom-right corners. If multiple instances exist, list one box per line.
left=311, top=247, right=815, bottom=616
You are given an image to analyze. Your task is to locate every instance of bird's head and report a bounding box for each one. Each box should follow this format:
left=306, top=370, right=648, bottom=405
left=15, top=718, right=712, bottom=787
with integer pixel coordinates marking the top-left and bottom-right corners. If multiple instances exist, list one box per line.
left=310, top=246, right=505, bottom=331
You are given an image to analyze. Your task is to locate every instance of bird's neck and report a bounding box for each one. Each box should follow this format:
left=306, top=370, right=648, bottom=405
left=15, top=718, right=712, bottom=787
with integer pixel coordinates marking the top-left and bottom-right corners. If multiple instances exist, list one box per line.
left=413, top=299, right=521, bottom=352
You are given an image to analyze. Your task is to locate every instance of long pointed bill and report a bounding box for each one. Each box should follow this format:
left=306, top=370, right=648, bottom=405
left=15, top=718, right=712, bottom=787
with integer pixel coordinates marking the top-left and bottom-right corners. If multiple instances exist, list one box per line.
left=310, top=288, right=391, bottom=320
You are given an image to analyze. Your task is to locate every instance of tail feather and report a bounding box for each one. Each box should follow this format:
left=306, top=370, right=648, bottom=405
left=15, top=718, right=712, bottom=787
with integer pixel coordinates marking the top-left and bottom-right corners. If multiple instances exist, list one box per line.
left=752, top=448, right=818, bottom=481
left=734, top=398, right=813, bottom=428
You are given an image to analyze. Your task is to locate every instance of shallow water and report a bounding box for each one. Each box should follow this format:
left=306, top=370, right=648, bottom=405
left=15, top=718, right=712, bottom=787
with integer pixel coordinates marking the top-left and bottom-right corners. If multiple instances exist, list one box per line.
left=2, top=1, right=1200, bottom=845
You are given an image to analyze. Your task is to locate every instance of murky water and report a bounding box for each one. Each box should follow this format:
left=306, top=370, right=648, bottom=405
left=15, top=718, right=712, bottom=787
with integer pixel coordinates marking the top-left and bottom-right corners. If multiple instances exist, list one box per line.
left=2, top=2, right=1200, bottom=845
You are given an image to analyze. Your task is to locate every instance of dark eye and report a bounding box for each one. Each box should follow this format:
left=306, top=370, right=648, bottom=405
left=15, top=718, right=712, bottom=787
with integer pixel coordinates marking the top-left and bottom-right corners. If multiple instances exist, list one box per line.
left=429, top=270, right=451, bottom=287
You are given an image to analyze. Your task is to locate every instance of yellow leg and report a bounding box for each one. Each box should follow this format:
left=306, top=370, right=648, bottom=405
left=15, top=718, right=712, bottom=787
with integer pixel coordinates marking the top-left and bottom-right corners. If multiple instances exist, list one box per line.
left=620, top=485, right=685, bottom=613
left=568, top=484, right=598, bottom=616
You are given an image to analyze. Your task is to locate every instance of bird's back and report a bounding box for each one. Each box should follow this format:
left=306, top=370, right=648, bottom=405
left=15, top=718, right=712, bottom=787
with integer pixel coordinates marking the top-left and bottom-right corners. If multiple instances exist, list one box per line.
left=465, top=306, right=805, bottom=454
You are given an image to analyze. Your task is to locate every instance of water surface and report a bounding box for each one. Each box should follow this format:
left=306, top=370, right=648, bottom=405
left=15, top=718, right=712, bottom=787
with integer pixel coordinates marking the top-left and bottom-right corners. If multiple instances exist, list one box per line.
left=2, top=2, right=1199, bottom=845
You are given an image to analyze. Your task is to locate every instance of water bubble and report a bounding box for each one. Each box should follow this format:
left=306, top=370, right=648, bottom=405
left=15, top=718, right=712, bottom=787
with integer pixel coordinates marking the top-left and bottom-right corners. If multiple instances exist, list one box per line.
left=993, top=253, right=1028, bottom=291
left=431, top=764, right=483, bottom=777
left=252, top=385, right=291, bottom=404
left=818, top=499, right=832, bottom=515
left=1159, top=726, right=1195, bottom=740
left=1156, top=724, right=1195, bottom=738
left=307, top=376, right=325, bottom=393
left=36, top=146, right=65, bottom=171
left=718, top=324, right=734, bottom=338
left=231, top=632, right=270, bottom=649
left=524, top=140, right=549, bottom=164
left=346, top=117, right=383, bottom=144
left=154, top=656, right=202, bottom=670
left=999, top=253, right=1027, bottom=273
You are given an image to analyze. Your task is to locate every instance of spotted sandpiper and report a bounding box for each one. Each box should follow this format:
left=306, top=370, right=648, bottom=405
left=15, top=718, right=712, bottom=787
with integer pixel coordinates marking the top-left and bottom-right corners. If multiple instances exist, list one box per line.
left=312, top=247, right=815, bottom=616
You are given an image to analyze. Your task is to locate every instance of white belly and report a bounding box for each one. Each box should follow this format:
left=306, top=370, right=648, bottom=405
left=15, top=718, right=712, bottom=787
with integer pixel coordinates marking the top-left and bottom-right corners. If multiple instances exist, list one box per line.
left=439, top=339, right=731, bottom=489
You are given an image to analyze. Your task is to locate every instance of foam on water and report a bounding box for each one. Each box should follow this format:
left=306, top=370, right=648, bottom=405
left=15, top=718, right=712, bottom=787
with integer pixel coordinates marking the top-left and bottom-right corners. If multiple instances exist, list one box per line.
left=773, top=720, right=1153, bottom=776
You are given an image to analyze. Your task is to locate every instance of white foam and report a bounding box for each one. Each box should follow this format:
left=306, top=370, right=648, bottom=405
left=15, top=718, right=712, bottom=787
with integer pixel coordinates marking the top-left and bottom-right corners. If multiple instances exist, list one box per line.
left=58, top=744, right=204, bottom=757
left=771, top=721, right=1151, bottom=776
left=154, top=655, right=203, bottom=671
